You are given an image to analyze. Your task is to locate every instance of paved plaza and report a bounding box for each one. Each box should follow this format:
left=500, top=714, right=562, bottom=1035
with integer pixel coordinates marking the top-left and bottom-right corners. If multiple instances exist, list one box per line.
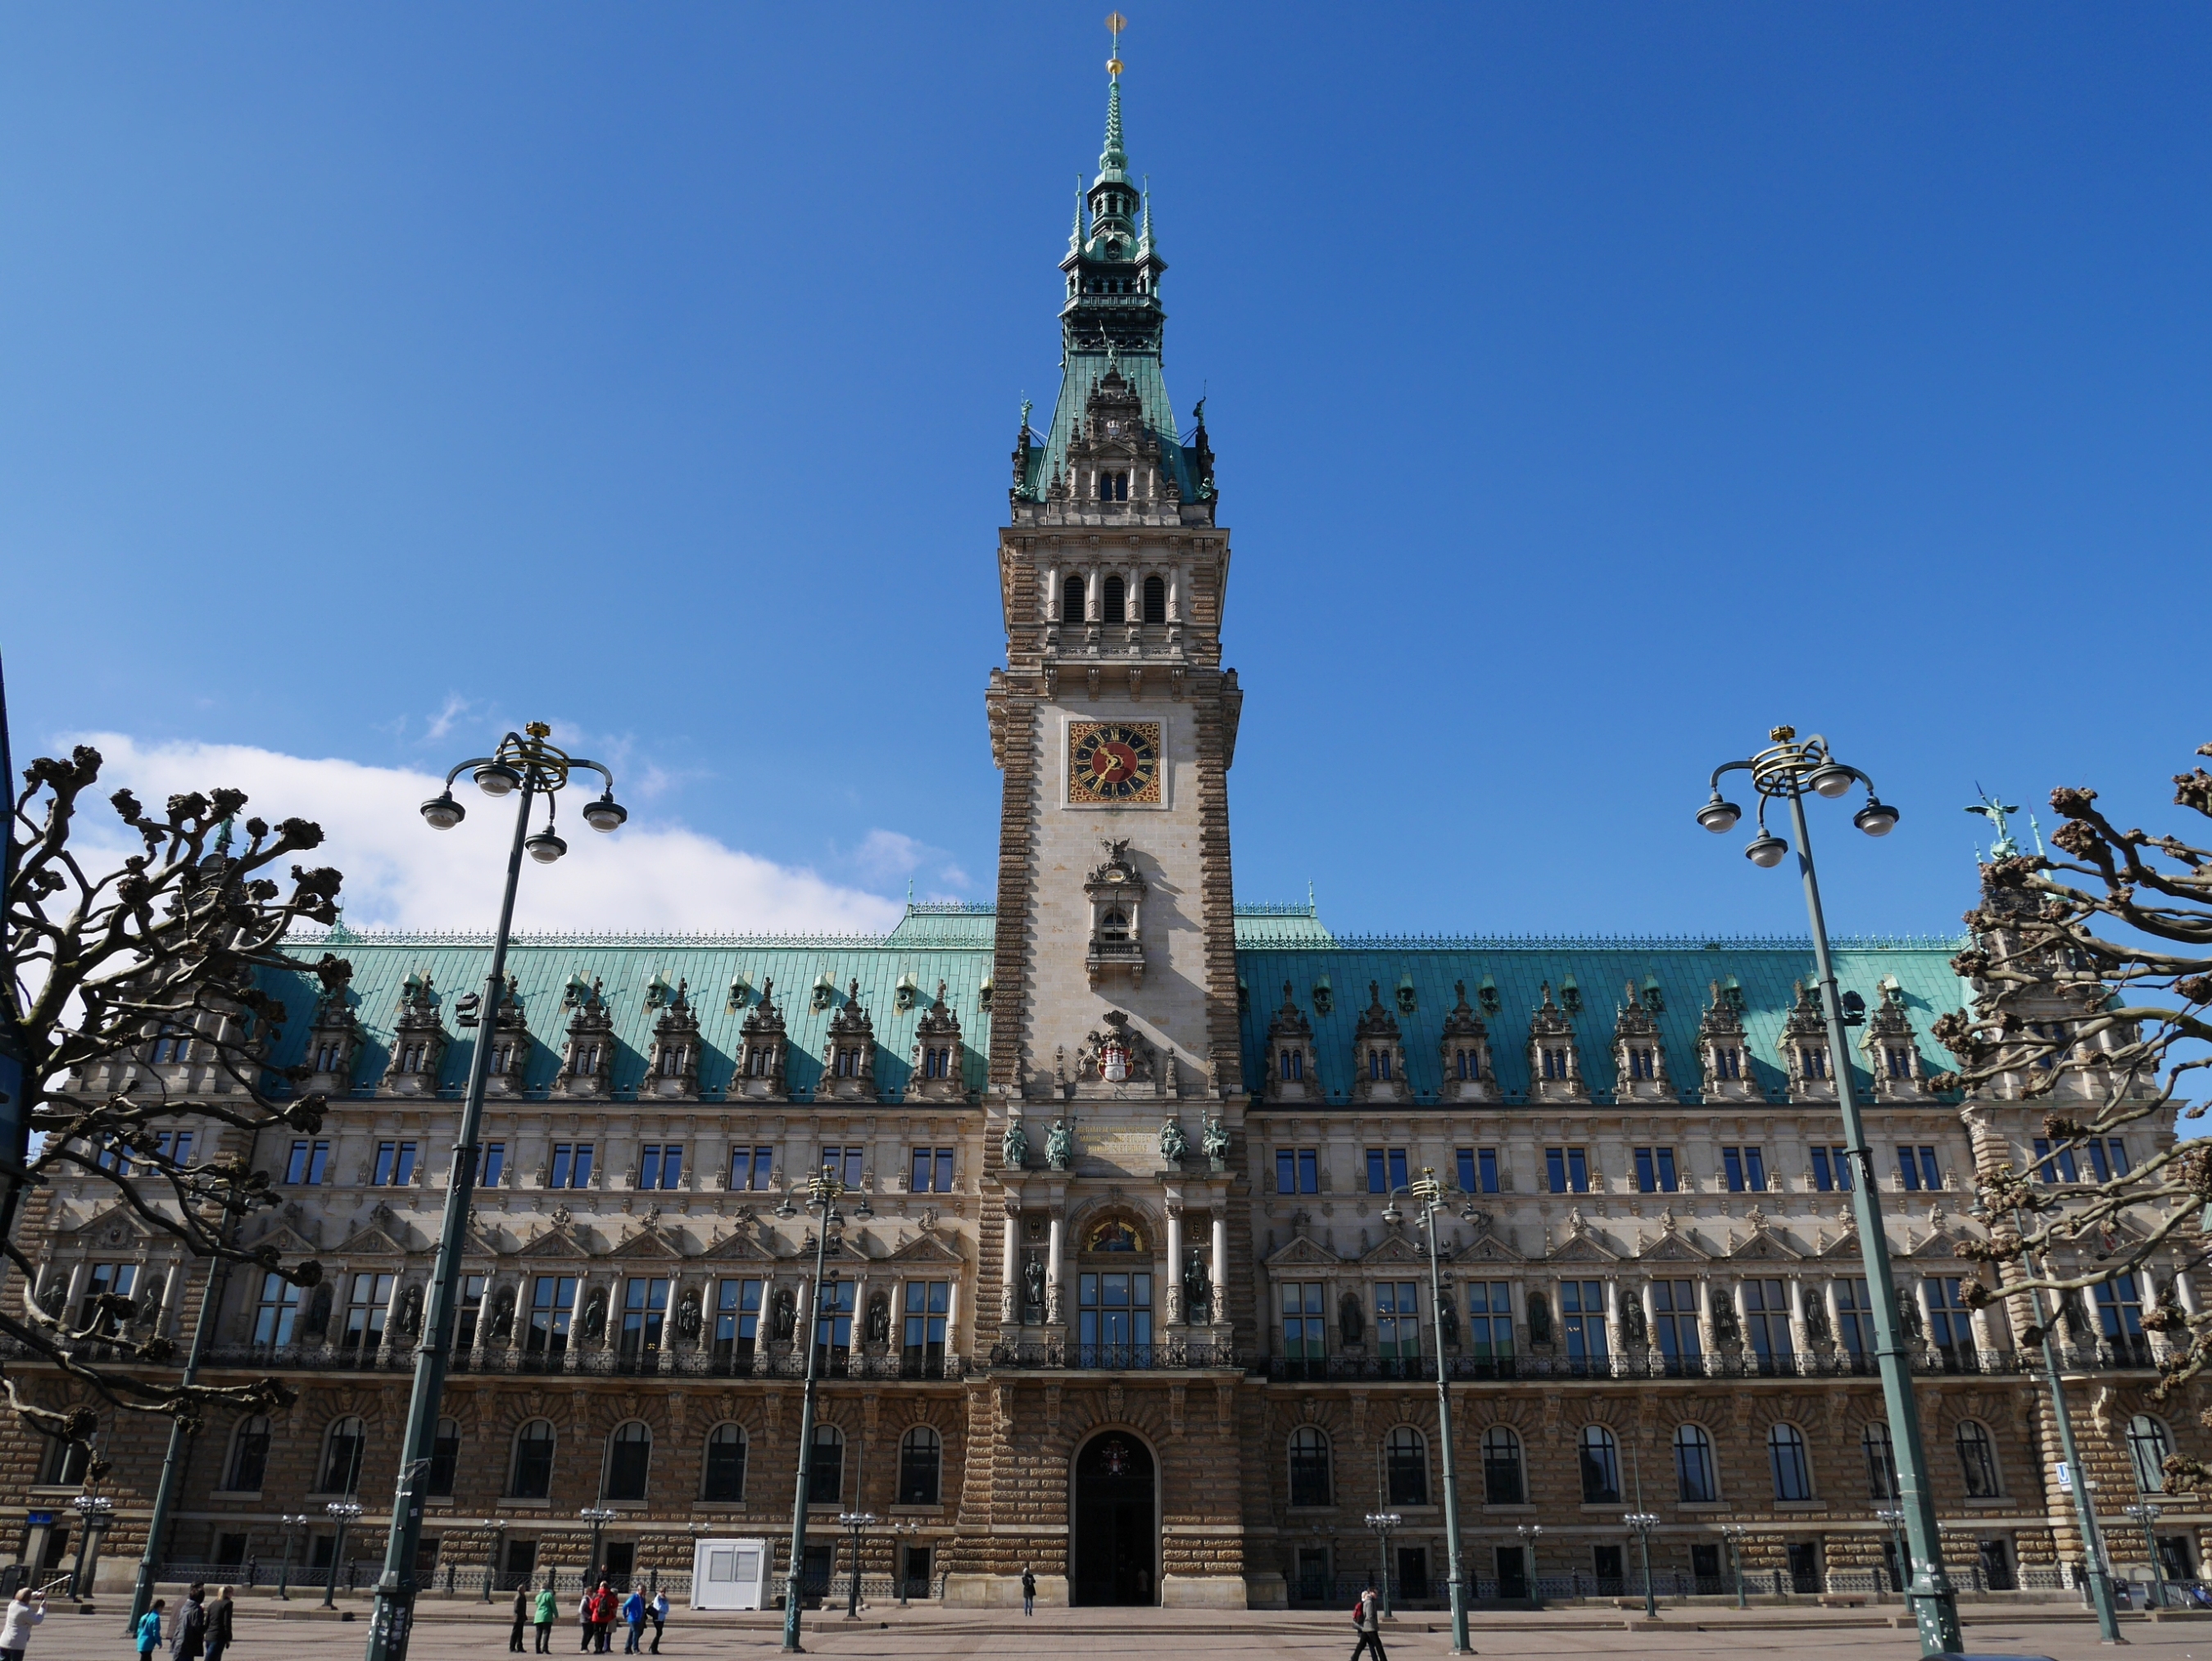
left=12, top=1601, right=2211, bottom=1661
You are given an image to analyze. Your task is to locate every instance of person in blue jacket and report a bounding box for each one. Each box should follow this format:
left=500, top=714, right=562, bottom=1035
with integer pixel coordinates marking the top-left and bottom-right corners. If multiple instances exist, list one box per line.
left=134, top=1601, right=165, bottom=1661
left=619, top=1590, right=646, bottom=1654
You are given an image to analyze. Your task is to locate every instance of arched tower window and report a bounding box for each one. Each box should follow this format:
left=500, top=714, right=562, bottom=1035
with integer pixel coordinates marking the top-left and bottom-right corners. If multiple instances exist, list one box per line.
left=1142, top=575, right=1167, bottom=622
left=1103, top=574, right=1126, bottom=619
left=1063, top=573, right=1086, bottom=623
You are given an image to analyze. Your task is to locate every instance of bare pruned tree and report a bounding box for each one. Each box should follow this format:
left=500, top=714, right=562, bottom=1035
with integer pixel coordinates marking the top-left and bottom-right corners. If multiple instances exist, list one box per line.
left=1934, top=743, right=2212, bottom=1466
left=3, top=743, right=347, bottom=1473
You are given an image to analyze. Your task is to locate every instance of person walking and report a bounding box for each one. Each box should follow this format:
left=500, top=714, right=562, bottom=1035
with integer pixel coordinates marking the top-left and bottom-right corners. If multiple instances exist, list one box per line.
left=169, top=1586, right=207, bottom=1661
left=510, top=1583, right=529, bottom=1654
left=619, top=1589, right=645, bottom=1654
left=533, top=1583, right=558, bottom=1654
left=646, top=1591, right=667, bottom=1654
left=1020, top=1566, right=1036, bottom=1617
left=1349, top=1581, right=1388, bottom=1661
left=204, top=1589, right=234, bottom=1661
left=592, top=1582, right=616, bottom=1654
left=135, top=1600, right=164, bottom=1661
left=0, top=1585, right=46, bottom=1661
left=575, top=1587, right=593, bottom=1654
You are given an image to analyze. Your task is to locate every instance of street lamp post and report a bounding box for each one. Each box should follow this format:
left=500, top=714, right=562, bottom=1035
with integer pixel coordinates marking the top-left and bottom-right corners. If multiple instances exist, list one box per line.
left=69, top=1494, right=113, bottom=1601
left=1362, top=1514, right=1401, bottom=1618
left=1624, top=1514, right=1659, bottom=1619
left=1379, top=1171, right=1470, bottom=1654
left=890, top=1522, right=919, bottom=1608
left=278, top=1515, right=309, bottom=1602
left=482, top=1518, right=503, bottom=1604
left=836, top=1513, right=877, bottom=1619
left=2126, top=1502, right=2165, bottom=1614
left=1515, top=1523, right=1544, bottom=1611
left=1697, top=727, right=1962, bottom=1657
left=324, top=1501, right=365, bottom=1609
left=1719, top=1524, right=1749, bottom=1609
left=1873, top=1508, right=1909, bottom=1600
left=364, top=726, right=625, bottom=1661
left=778, top=1168, right=871, bottom=1653
left=578, top=1509, right=617, bottom=1587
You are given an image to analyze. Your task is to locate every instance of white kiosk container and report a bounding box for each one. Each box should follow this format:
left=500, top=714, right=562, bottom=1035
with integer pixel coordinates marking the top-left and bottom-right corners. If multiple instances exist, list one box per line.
left=691, top=1537, right=773, bottom=1610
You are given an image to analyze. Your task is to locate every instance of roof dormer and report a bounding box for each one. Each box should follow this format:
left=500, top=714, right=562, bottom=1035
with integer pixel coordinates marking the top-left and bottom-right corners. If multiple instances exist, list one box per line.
left=380, top=971, right=447, bottom=1098
left=557, top=978, right=614, bottom=1098
left=644, top=978, right=700, bottom=1100
left=1526, top=981, right=1587, bottom=1103
left=1698, top=979, right=1759, bottom=1102
left=1780, top=980, right=1838, bottom=1103
left=909, top=982, right=966, bottom=1103
left=732, top=977, right=789, bottom=1102
left=301, top=962, right=363, bottom=1094
left=1351, top=981, right=1410, bottom=1104
left=1438, top=980, right=1498, bottom=1104
left=1611, top=982, right=1677, bottom=1103
left=1263, top=983, right=1316, bottom=1103
left=1862, top=979, right=1932, bottom=1101
left=819, top=980, right=879, bottom=1102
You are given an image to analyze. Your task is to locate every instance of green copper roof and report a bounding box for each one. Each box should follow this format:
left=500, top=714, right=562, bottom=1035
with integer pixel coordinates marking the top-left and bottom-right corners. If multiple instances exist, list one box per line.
left=1031, top=350, right=1195, bottom=500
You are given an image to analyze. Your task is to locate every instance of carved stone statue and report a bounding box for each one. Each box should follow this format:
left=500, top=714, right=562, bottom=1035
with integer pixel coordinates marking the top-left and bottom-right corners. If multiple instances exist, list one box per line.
left=1620, top=1295, right=1648, bottom=1350
left=397, top=1283, right=424, bottom=1338
left=581, top=1288, right=607, bottom=1342
left=1158, top=1119, right=1188, bottom=1162
left=1181, top=1251, right=1212, bottom=1324
left=1046, top=1120, right=1074, bottom=1170
left=866, top=1292, right=891, bottom=1346
left=1339, top=1292, right=1365, bottom=1348
left=1200, top=1112, right=1229, bottom=1165
left=305, top=1283, right=333, bottom=1339
left=1001, top=1120, right=1029, bottom=1170
left=675, top=1290, right=702, bottom=1341
left=487, top=1287, right=515, bottom=1343
left=1022, top=1256, right=1046, bottom=1315
left=769, top=1287, right=797, bottom=1342
left=1525, top=1288, right=1553, bottom=1346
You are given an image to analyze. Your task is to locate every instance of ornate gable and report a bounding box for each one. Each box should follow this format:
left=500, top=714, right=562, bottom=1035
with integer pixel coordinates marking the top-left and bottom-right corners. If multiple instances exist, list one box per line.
left=519, top=1223, right=592, bottom=1260
left=1264, top=1233, right=1340, bottom=1270
left=1350, top=982, right=1411, bottom=1105
left=332, top=1218, right=411, bottom=1257
left=1611, top=983, right=1678, bottom=1103
left=732, top=977, right=789, bottom=1102
left=609, top=1225, right=684, bottom=1260
left=1526, top=982, right=1588, bottom=1103
left=642, top=979, right=701, bottom=1101
left=1635, top=1212, right=1712, bottom=1263
left=1549, top=1211, right=1622, bottom=1263
left=818, top=980, right=880, bottom=1102
left=1438, top=981, right=1498, bottom=1104
left=1729, top=1208, right=1806, bottom=1261
left=909, top=983, right=968, bottom=1103
left=1262, top=983, right=1317, bottom=1104
left=1359, top=1231, right=1428, bottom=1266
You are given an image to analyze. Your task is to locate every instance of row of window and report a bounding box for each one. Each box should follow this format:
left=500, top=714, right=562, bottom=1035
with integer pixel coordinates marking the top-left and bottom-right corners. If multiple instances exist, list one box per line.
left=1057, top=573, right=1170, bottom=623
left=276, top=1140, right=962, bottom=1195
left=1276, top=1039, right=1921, bottom=1085
left=1271, top=1142, right=1972, bottom=1198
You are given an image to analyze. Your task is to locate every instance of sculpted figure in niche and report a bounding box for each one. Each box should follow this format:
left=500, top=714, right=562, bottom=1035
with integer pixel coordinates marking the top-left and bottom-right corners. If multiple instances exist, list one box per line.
left=676, top=1291, right=702, bottom=1341
left=1158, top=1119, right=1188, bottom=1162
left=1620, top=1295, right=1648, bottom=1350
left=1200, top=1112, right=1229, bottom=1165
left=1046, top=1120, right=1074, bottom=1171
left=1181, top=1251, right=1211, bottom=1324
left=304, top=1283, right=334, bottom=1339
left=397, top=1283, right=424, bottom=1338
left=581, top=1288, right=608, bottom=1342
left=769, top=1287, right=797, bottom=1342
left=1439, top=1292, right=1460, bottom=1348
left=1022, top=1255, right=1046, bottom=1315
left=1525, top=1288, right=1553, bottom=1346
left=866, top=1292, right=891, bottom=1346
left=1001, top=1120, right=1029, bottom=1170
left=487, top=1287, right=516, bottom=1343
left=1339, top=1292, right=1365, bottom=1349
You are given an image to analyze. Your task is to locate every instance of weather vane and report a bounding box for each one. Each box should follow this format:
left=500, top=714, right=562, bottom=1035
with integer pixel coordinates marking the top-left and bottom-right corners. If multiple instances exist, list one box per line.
left=1106, top=12, right=1127, bottom=76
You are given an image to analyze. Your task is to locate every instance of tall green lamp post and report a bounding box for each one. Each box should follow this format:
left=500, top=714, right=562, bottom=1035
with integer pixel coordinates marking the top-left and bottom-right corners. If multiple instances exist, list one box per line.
left=1625, top=1512, right=1659, bottom=1618
left=361, top=725, right=627, bottom=1661
left=777, top=1166, right=870, bottom=1653
left=1719, top=1523, right=1749, bottom=1609
left=1380, top=1170, right=1469, bottom=1654
left=1696, top=726, right=1960, bottom=1656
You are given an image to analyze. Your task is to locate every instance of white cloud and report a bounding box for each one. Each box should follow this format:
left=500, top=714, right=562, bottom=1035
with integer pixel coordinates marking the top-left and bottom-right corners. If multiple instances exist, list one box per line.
left=851, top=827, right=972, bottom=894
left=61, top=733, right=905, bottom=935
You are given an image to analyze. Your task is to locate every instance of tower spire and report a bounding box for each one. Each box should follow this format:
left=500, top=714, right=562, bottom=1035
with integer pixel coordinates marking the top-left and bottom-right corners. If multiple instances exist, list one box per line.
left=1099, top=11, right=1130, bottom=182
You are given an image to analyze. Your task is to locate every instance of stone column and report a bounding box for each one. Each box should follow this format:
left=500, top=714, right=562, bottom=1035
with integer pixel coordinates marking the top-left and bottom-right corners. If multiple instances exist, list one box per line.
left=1694, top=1275, right=1717, bottom=1364
left=1211, top=1211, right=1229, bottom=1328
left=1787, top=1279, right=1811, bottom=1358
left=562, top=1275, right=591, bottom=1372
left=943, top=1279, right=960, bottom=1372
left=1822, top=1278, right=1845, bottom=1358
left=2175, top=1266, right=2201, bottom=1317
left=1084, top=570, right=1099, bottom=622
left=845, top=1275, right=870, bottom=1377
left=1603, top=1276, right=1623, bottom=1363
left=377, top=1271, right=410, bottom=1365
left=1912, top=1279, right=1938, bottom=1357
left=1045, top=566, right=1060, bottom=621
left=999, top=1203, right=1019, bottom=1325
left=470, top=1276, right=497, bottom=1366
left=1639, top=1279, right=1661, bottom=1375
left=1164, top=1207, right=1185, bottom=1324
left=156, top=1259, right=188, bottom=1339
left=1046, top=1212, right=1065, bottom=1328
left=61, top=1260, right=91, bottom=1326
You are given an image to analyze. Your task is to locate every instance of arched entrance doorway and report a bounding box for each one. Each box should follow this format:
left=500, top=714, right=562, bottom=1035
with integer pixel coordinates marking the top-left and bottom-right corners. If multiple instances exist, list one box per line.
left=1072, top=1431, right=1157, bottom=1605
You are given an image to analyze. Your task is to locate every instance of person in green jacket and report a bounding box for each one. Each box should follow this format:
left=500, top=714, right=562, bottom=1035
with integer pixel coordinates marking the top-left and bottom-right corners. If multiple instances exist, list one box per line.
left=135, top=1601, right=165, bottom=1661
left=533, top=1584, right=558, bottom=1654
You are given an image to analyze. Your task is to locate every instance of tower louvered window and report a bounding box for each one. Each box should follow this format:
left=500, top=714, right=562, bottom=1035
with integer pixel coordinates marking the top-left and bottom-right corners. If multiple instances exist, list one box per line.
left=1143, top=575, right=1166, bottom=622
left=1063, top=573, right=1086, bottom=622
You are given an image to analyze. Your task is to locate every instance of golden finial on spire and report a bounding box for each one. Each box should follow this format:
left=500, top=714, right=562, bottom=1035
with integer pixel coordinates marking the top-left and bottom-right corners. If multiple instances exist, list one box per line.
left=1105, top=11, right=1126, bottom=76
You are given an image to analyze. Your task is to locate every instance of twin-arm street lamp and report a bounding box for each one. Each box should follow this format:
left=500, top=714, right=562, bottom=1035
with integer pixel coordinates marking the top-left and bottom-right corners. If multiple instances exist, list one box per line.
left=1362, top=1514, right=1401, bottom=1618
left=2124, top=1501, right=2165, bottom=1613
left=1718, top=1523, right=1749, bottom=1609
left=1698, top=727, right=1963, bottom=1658
left=1623, top=1513, right=1659, bottom=1618
left=278, top=1514, right=310, bottom=1601
left=777, top=1167, right=872, bottom=1653
left=1514, top=1523, right=1544, bottom=1612
left=1379, top=1171, right=1470, bottom=1654
left=68, top=1493, right=112, bottom=1600
left=324, top=1500, right=365, bottom=1609
left=836, top=1513, right=877, bottom=1619
left=360, top=726, right=625, bottom=1661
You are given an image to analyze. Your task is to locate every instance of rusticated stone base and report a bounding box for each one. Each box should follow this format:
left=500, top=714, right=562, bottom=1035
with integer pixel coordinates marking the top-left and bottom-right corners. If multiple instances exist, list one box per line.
left=1158, top=1573, right=1249, bottom=1608
left=943, top=1573, right=1068, bottom=1608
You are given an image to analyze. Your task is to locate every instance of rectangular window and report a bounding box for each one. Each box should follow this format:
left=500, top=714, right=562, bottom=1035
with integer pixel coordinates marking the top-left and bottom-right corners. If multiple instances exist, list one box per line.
left=902, top=1280, right=951, bottom=1375
left=1539, top=1046, right=1571, bottom=1080
left=1281, top=1282, right=1327, bottom=1365
left=1897, top=1146, right=1940, bottom=1191
left=1834, top=1277, right=1875, bottom=1356
left=481, top=1142, right=505, bottom=1188
left=342, top=1270, right=395, bottom=1351
left=1560, top=1280, right=1608, bottom=1365
left=714, top=1278, right=764, bottom=1365
left=79, top=1262, right=138, bottom=1334
left=1077, top=1270, right=1153, bottom=1365
left=253, top=1270, right=301, bottom=1347
left=2083, top=1138, right=2129, bottom=1182
left=1366, top=1148, right=1409, bottom=1195
left=1625, top=1044, right=1657, bottom=1080
left=527, top=1274, right=577, bottom=1356
left=1811, top=1146, right=1855, bottom=1192
left=1884, top=1046, right=1912, bottom=1079
left=1545, top=1147, right=1589, bottom=1195
left=1802, top=1045, right=1829, bottom=1079
left=1279, top=1048, right=1305, bottom=1081
left=910, top=1147, right=955, bottom=1193
left=814, top=1277, right=855, bottom=1367
left=550, top=1143, right=595, bottom=1189
left=1456, top=1147, right=1500, bottom=1194
left=1376, top=1282, right=1421, bottom=1361
left=155, top=1129, right=194, bottom=1166
left=637, top=1144, right=683, bottom=1191
left=821, top=1146, right=864, bottom=1187
left=1722, top=1147, right=1767, bottom=1193
left=286, top=1140, right=331, bottom=1185
left=1276, top=1148, right=1320, bottom=1194
left=455, top=1272, right=488, bottom=1351
left=2033, top=1138, right=2077, bottom=1184
left=731, top=1145, right=773, bottom=1192
left=1465, top=1283, right=1514, bottom=1363
left=373, top=1141, right=418, bottom=1187
left=2096, top=1273, right=2146, bottom=1363
left=1651, top=1279, right=1701, bottom=1368
left=1633, top=1147, right=1679, bottom=1193
left=620, top=1276, right=670, bottom=1355
left=1711, top=1045, right=1743, bottom=1079
left=1922, top=1276, right=1977, bottom=1366
left=1742, top=1278, right=1793, bottom=1364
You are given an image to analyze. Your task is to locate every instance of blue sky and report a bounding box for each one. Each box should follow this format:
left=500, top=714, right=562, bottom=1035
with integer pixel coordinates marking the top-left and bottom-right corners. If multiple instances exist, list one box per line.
left=3, top=4, right=2205, bottom=936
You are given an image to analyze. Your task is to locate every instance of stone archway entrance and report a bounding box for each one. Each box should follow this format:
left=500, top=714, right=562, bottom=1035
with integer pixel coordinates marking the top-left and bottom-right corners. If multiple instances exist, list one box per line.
left=1072, top=1431, right=1157, bottom=1605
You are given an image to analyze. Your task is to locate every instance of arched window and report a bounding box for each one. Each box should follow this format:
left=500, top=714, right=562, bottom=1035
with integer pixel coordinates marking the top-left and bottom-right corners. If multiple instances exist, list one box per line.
left=223, top=1415, right=270, bottom=1492
left=605, top=1421, right=651, bottom=1502
left=1099, top=909, right=1131, bottom=942
left=1063, top=574, right=1086, bottom=623
left=1578, top=1424, right=1620, bottom=1504
left=2128, top=1414, right=2174, bottom=1494
left=320, top=1415, right=366, bottom=1496
left=898, top=1426, right=941, bottom=1506
left=38, top=1435, right=90, bottom=1488
left=427, top=1416, right=461, bottom=1498
left=1389, top=1426, right=1431, bottom=1505
left=1954, top=1420, right=2001, bottom=1499
left=1862, top=1421, right=1898, bottom=1501
left=1480, top=1425, right=1522, bottom=1505
left=1768, top=1423, right=1813, bottom=1501
left=510, top=1419, right=555, bottom=1500
left=1103, top=575, right=1126, bottom=619
left=1142, top=575, right=1167, bottom=623
left=808, top=1424, right=844, bottom=1507
left=702, top=1423, right=747, bottom=1503
left=1288, top=1426, right=1331, bottom=1507
left=1673, top=1423, right=1716, bottom=1503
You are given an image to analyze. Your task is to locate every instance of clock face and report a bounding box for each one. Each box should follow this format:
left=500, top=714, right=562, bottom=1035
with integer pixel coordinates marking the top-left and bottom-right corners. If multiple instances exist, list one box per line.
left=1069, top=722, right=1163, bottom=804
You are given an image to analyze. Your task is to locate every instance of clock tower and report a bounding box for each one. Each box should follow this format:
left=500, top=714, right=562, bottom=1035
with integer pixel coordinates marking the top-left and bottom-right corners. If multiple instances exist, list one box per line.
left=984, top=48, right=1244, bottom=1137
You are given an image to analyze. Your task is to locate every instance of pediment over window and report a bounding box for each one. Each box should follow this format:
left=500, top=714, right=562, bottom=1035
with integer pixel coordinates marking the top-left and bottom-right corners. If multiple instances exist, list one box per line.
left=609, top=1227, right=684, bottom=1260
left=1634, top=1224, right=1712, bottom=1263
left=1358, top=1233, right=1428, bottom=1266
left=519, top=1225, right=592, bottom=1260
left=1264, top=1234, right=1340, bottom=1269
left=331, top=1221, right=411, bottom=1258
left=1455, top=1229, right=1527, bottom=1265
